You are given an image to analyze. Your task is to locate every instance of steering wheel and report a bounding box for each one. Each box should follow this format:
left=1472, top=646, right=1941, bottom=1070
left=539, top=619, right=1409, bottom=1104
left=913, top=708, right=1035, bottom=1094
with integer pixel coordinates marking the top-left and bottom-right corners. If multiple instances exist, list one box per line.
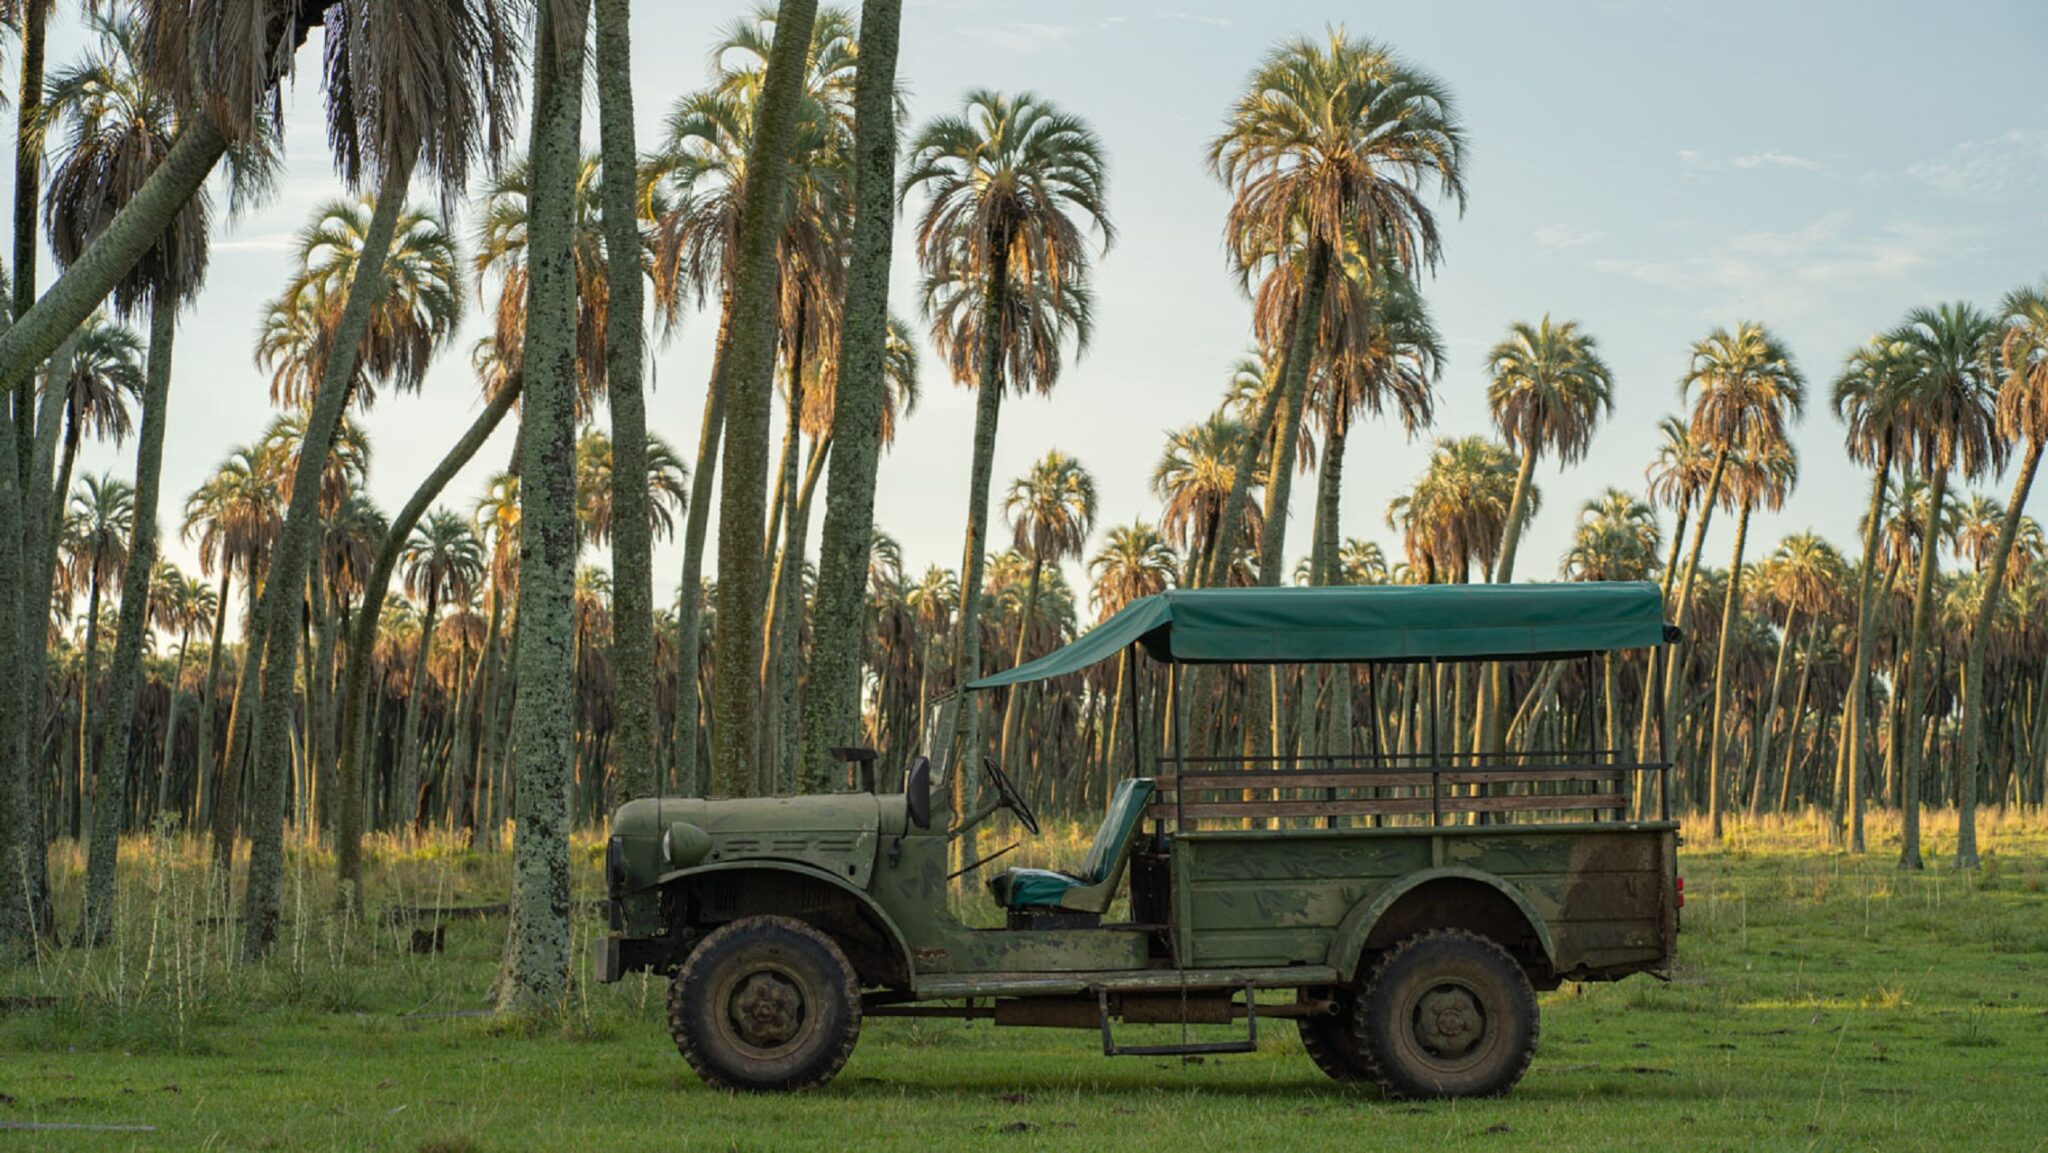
left=981, top=756, right=1040, bottom=836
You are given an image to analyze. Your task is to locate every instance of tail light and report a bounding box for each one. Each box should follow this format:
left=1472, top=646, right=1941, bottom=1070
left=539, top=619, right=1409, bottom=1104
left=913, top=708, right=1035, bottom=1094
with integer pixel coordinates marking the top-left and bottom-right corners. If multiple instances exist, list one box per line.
left=1675, top=875, right=1685, bottom=909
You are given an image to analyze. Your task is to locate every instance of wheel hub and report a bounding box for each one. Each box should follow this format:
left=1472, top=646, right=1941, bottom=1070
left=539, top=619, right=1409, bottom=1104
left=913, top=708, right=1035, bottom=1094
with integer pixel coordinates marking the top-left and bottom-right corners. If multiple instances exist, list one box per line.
left=729, top=971, right=805, bottom=1048
left=1414, top=985, right=1484, bottom=1058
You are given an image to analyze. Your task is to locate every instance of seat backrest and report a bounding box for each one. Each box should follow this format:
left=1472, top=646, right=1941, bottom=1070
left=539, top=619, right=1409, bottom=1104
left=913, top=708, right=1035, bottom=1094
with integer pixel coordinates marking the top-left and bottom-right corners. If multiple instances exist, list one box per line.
left=1078, top=778, right=1157, bottom=884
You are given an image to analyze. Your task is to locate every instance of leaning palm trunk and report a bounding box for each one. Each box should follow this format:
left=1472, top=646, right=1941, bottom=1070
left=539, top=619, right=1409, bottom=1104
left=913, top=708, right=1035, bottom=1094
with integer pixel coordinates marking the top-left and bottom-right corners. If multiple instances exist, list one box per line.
left=0, top=121, right=227, bottom=404
left=1897, top=467, right=1947, bottom=871
left=397, top=588, right=441, bottom=831
left=797, top=0, right=905, bottom=790
left=211, top=577, right=267, bottom=873
left=596, top=0, right=657, bottom=804
left=1707, top=501, right=1753, bottom=839
left=501, top=0, right=593, bottom=1013
left=760, top=319, right=807, bottom=793
left=242, top=159, right=415, bottom=959
left=81, top=298, right=177, bottom=944
left=1843, top=443, right=1892, bottom=851
left=335, top=382, right=517, bottom=913
left=1957, top=439, right=2042, bottom=867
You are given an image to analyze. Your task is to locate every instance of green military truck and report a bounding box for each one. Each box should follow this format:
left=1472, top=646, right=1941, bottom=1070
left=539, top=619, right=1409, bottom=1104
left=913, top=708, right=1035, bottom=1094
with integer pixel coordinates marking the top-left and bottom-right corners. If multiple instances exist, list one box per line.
left=597, top=584, right=1683, bottom=1098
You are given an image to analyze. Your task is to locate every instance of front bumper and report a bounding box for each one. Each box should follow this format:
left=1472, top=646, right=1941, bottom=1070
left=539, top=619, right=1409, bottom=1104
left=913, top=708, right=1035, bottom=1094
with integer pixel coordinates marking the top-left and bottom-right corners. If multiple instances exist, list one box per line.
left=592, top=932, right=675, bottom=983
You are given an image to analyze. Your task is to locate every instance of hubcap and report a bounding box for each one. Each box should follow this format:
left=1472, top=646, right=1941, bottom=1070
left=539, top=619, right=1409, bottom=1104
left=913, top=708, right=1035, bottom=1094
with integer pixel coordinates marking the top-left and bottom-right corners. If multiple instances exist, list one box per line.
left=1412, top=983, right=1485, bottom=1059
left=729, top=971, right=806, bottom=1049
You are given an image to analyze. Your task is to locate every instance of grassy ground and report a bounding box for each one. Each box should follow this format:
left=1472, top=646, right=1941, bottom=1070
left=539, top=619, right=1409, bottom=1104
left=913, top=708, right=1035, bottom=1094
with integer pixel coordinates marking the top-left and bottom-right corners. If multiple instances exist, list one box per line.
left=3, top=810, right=2047, bottom=1151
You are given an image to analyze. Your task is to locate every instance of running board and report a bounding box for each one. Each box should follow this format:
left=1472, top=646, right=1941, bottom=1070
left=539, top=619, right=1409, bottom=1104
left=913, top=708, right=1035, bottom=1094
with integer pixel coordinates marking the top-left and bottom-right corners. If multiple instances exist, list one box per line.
left=1097, top=988, right=1258, bottom=1057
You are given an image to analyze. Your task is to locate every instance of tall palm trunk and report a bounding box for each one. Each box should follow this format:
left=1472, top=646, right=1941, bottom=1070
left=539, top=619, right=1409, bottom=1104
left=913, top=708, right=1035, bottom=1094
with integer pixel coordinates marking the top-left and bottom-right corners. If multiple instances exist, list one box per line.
left=0, top=279, right=26, bottom=949
left=997, top=554, right=1047, bottom=770
left=939, top=236, right=1011, bottom=825
left=671, top=283, right=736, bottom=794
left=212, top=570, right=266, bottom=872
left=75, top=550, right=107, bottom=840
left=500, top=0, right=593, bottom=1014
left=1956, top=439, right=2043, bottom=867
left=242, top=159, right=415, bottom=958
left=1659, top=444, right=1732, bottom=799
left=335, top=382, right=516, bottom=912
left=192, top=569, right=231, bottom=827
left=1253, top=243, right=1330, bottom=591
left=398, top=585, right=440, bottom=830
left=710, top=0, right=818, bottom=802
left=760, top=308, right=807, bottom=793
left=159, top=623, right=195, bottom=819
left=1843, top=443, right=1892, bottom=851
left=10, top=0, right=48, bottom=476
left=80, top=297, right=176, bottom=943
left=1480, top=446, right=1542, bottom=754
left=1707, top=501, right=1754, bottom=839
left=1749, top=611, right=1800, bottom=818
left=1897, top=465, right=1947, bottom=871
left=596, top=0, right=656, bottom=804
left=797, top=0, right=904, bottom=787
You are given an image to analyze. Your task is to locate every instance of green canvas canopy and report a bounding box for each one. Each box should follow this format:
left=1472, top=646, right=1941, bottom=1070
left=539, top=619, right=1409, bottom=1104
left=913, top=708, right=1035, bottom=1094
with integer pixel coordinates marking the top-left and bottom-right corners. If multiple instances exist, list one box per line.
left=966, top=582, right=1672, bottom=691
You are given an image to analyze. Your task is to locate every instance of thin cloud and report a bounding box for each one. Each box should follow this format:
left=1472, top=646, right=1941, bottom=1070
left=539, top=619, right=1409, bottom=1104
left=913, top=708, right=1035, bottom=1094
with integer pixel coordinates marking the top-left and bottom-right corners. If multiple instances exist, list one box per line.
left=1159, top=10, right=1232, bottom=28
left=1732, top=150, right=1821, bottom=172
left=1909, top=128, right=2048, bottom=197
left=1534, top=225, right=1601, bottom=251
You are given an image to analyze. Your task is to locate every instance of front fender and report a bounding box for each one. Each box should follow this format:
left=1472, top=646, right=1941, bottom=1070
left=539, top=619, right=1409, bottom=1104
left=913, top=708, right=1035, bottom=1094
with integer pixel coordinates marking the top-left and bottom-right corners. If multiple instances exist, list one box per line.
left=1325, top=865, right=1557, bottom=982
left=656, top=859, right=916, bottom=983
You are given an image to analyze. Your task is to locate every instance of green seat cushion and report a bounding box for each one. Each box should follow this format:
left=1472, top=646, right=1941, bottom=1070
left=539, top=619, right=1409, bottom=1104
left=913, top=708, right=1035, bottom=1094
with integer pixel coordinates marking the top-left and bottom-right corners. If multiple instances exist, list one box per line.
left=987, top=868, right=1082, bottom=908
left=990, top=778, right=1157, bottom=910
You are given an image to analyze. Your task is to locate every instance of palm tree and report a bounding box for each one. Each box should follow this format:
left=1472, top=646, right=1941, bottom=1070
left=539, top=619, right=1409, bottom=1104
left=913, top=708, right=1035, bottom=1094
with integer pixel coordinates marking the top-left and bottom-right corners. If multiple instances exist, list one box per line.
left=902, top=89, right=1113, bottom=795
left=41, top=8, right=223, bottom=942
left=996, top=451, right=1098, bottom=768
left=151, top=566, right=216, bottom=819
left=1659, top=321, right=1806, bottom=807
left=1337, top=539, right=1391, bottom=586
left=244, top=0, right=516, bottom=958
left=574, top=427, right=690, bottom=549
left=1480, top=315, right=1612, bottom=751
left=63, top=472, right=133, bottom=840
left=1887, top=303, right=2004, bottom=870
left=1831, top=336, right=1913, bottom=850
left=1206, top=29, right=1466, bottom=592
left=393, top=510, right=486, bottom=832
left=1747, top=531, right=1845, bottom=816
left=45, top=315, right=146, bottom=555
left=1561, top=490, right=1662, bottom=582
left=1956, top=283, right=2048, bottom=867
left=1155, top=412, right=1261, bottom=592
left=1706, top=441, right=1798, bottom=838
left=1386, top=436, right=1524, bottom=585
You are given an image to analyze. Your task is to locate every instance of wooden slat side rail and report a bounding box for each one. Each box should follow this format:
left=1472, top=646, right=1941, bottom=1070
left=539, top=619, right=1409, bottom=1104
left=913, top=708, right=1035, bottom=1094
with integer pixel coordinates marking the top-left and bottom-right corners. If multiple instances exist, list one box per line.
left=1152, top=768, right=1625, bottom=795
left=1147, top=798, right=1439, bottom=821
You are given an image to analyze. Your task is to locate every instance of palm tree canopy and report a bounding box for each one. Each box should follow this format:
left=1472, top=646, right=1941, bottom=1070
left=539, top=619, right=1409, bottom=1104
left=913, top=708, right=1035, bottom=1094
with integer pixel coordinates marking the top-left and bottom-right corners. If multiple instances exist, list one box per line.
left=1889, top=301, right=2005, bottom=482
left=400, top=507, right=486, bottom=610
left=1997, top=282, right=2048, bottom=448
left=1682, top=321, right=1807, bottom=462
left=1645, top=414, right=1714, bottom=514
left=41, top=10, right=210, bottom=313
left=1006, top=450, right=1098, bottom=567
left=1088, top=521, right=1176, bottom=620
left=1486, top=315, right=1614, bottom=467
left=1561, top=488, right=1661, bottom=582
left=1208, top=28, right=1467, bottom=305
left=182, top=443, right=281, bottom=582
left=905, top=89, right=1113, bottom=395
left=52, top=311, right=146, bottom=445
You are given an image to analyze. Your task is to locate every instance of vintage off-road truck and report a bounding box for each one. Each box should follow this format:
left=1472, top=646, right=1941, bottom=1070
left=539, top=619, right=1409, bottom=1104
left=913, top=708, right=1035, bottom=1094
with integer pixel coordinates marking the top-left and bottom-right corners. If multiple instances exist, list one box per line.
left=597, top=584, right=1683, bottom=1097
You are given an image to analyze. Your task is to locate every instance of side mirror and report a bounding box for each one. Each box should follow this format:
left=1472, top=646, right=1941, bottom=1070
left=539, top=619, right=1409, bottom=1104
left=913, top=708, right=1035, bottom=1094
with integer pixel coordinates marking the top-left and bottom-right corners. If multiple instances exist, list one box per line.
left=904, top=756, right=932, bottom=830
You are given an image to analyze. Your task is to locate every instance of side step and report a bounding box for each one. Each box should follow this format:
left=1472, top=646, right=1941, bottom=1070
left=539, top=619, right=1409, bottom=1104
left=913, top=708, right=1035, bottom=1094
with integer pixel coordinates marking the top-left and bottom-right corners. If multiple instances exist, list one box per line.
left=1096, top=988, right=1258, bottom=1057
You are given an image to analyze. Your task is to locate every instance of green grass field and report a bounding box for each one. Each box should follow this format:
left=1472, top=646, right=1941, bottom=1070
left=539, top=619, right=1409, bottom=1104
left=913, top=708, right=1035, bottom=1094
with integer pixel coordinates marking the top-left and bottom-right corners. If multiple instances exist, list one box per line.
left=4, top=811, right=2047, bottom=1151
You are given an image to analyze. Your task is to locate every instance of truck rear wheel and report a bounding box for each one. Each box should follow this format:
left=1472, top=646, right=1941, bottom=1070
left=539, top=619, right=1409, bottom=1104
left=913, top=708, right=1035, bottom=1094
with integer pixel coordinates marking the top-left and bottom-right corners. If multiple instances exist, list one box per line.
left=1294, top=989, right=1371, bottom=1082
left=1357, top=929, right=1538, bottom=1099
left=668, top=915, right=861, bottom=1093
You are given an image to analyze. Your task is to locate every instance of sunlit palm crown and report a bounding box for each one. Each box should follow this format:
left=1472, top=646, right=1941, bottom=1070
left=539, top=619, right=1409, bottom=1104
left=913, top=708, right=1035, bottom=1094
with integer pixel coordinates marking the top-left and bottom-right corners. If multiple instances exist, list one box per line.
left=1886, top=302, right=2005, bottom=481
left=1682, top=321, right=1807, bottom=462
left=52, top=312, right=145, bottom=444
left=1087, top=522, right=1176, bottom=621
left=1486, top=315, right=1614, bottom=466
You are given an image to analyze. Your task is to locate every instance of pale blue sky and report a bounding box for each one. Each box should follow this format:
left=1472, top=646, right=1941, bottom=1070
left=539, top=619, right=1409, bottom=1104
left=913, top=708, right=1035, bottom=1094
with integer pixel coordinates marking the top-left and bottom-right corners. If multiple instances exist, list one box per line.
left=28, top=1, right=2048, bottom=631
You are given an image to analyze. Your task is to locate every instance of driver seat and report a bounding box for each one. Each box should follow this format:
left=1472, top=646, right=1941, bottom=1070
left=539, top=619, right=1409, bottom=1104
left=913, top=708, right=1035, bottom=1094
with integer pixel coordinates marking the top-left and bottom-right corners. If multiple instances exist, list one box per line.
left=988, top=778, right=1156, bottom=914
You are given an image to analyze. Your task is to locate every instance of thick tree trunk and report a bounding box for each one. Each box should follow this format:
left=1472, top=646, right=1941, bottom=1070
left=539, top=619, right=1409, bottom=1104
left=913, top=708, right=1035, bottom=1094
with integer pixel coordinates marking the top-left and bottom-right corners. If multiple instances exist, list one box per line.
left=0, top=305, right=29, bottom=948
left=596, top=0, right=657, bottom=804
left=10, top=0, right=48, bottom=480
left=334, top=382, right=516, bottom=911
left=671, top=284, right=736, bottom=794
left=1898, top=466, right=1946, bottom=871
left=501, top=0, right=592, bottom=1014
left=796, top=0, right=903, bottom=791
left=1956, top=439, right=2042, bottom=868
left=81, top=297, right=177, bottom=944
left=709, top=0, right=817, bottom=802
left=242, top=159, right=414, bottom=958
left=0, top=120, right=228, bottom=402
left=760, top=310, right=807, bottom=793
left=1843, top=444, right=1891, bottom=852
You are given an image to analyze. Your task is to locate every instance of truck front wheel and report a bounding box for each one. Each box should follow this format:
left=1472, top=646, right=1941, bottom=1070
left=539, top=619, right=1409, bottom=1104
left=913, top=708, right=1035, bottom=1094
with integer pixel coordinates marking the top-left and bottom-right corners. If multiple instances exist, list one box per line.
left=1357, top=929, right=1538, bottom=1098
left=668, top=915, right=862, bottom=1092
